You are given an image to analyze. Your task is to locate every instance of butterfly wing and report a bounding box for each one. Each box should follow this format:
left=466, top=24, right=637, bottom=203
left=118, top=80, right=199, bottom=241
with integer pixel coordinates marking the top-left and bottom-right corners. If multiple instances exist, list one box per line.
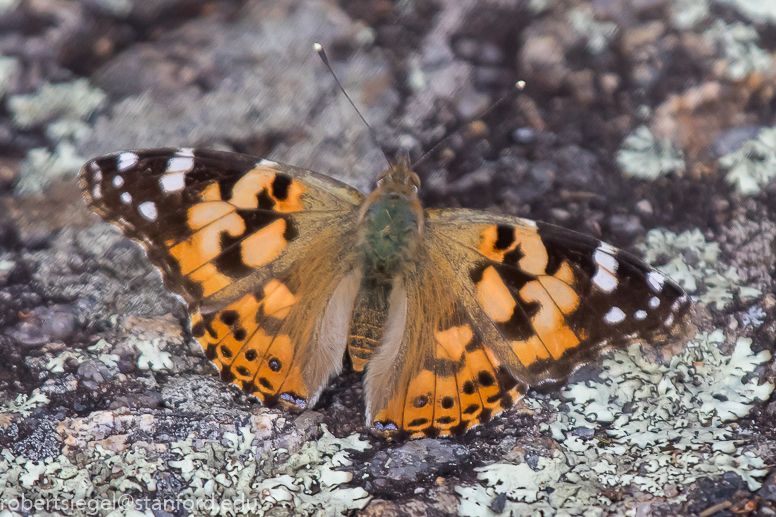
left=364, top=260, right=527, bottom=439
left=366, top=208, right=691, bottom=438
left=80, top=148, right=364, bottom=407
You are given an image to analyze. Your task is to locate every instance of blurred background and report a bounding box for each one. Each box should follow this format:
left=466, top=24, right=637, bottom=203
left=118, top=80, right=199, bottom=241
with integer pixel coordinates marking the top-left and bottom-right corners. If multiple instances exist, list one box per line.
left=0, top=1, right=775, bottom=516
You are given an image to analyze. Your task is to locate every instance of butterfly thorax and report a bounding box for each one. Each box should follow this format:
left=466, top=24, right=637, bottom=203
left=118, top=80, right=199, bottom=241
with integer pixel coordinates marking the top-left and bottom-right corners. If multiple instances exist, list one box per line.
left=357, top=163, right=423, bottom=278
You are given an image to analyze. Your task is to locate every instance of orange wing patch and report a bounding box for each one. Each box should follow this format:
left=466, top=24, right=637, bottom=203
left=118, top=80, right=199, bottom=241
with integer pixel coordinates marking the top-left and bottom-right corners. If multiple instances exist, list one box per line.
left=372, top=321, right=526, bottom=439
left=473, top=243, right=581, bottom=366
left=229, top=165, right=305, bottom=213
left=191, top=278, right=309, bottom=408
left=479, top=224, right=547, bottom=275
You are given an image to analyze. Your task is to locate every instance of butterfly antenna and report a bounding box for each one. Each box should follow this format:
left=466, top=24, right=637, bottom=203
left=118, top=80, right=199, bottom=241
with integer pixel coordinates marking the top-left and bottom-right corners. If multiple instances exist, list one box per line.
left=314, top=43, right=391, bottom=168
left=412, top=80, right=526, bottom=170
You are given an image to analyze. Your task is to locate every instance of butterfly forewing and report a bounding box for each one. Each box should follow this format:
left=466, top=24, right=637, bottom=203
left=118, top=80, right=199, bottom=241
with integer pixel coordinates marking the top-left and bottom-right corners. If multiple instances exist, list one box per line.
left=80, top=148, right=364, bottom=409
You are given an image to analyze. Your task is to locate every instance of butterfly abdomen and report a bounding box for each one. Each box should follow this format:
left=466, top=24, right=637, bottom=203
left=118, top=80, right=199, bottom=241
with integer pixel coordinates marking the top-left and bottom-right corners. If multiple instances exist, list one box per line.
left=347, top=192, right=422, bottom=370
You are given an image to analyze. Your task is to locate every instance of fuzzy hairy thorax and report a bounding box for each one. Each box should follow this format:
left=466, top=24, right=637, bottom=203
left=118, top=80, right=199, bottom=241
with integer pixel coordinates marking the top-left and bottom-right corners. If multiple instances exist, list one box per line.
left=357, top=159, right=424, bottom=279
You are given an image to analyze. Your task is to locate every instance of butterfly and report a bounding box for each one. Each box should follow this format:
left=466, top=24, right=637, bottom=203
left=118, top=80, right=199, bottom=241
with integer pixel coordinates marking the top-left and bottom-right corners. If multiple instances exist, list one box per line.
left=79, top=147, right=692, bottom=439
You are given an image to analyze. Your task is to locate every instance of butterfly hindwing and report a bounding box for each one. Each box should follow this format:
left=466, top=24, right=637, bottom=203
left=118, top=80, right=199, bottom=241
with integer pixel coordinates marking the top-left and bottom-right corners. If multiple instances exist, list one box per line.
left=80, top=148, right=364, bottom=408
left=364, top=247, right=527, bottom=439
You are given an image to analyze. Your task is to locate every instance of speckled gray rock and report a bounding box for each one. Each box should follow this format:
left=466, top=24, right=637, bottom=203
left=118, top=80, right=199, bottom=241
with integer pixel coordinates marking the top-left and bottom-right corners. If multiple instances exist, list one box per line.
left=23, top=224, right=183, bottom=323
left=368, top=439, right=469, bottom=485
left=161, top=375, right=242, bottom=413
left=7, top=303, right=78, bottom=347
left=82, top=0, right=399, bottom=193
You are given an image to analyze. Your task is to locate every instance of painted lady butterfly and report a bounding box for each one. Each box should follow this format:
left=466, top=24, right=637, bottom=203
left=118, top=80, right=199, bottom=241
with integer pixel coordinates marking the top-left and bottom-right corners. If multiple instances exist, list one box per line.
left=80, top=147, right=692, bottom=439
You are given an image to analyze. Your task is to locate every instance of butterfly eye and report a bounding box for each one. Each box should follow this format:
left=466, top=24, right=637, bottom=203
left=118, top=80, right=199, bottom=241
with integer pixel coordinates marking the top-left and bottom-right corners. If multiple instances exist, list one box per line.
left=412, top=185, right=418, bottom=193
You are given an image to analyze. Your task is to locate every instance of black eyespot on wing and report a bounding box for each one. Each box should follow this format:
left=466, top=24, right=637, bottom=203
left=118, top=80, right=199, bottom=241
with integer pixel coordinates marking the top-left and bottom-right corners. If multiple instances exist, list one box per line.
left=478, top=370, right=495, bottom=387
left=219, top=310, right=239, bottom=326
left=494, top=225, right=515, bottom=250
left=272, top=174, right=292, bottom=200
left=463, top=381, right=475, bottom=395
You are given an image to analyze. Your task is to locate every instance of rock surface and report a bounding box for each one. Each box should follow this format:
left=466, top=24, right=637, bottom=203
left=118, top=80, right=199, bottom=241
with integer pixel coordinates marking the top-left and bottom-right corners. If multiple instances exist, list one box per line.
left=0, top=0, right=775, bottom=516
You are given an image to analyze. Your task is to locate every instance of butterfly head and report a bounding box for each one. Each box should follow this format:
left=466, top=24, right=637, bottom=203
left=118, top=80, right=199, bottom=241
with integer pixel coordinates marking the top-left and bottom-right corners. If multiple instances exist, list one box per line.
left=374, top=153, right=421, bottom=198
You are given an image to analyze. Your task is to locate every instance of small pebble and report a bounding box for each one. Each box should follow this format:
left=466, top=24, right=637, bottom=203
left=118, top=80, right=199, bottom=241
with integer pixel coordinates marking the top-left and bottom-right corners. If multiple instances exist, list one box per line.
left=453, top=38, right=480, bottom=60
left=467, top=120, right=488, bottom=138
left=478, top=42, right=504, bottom=65
left=609, top=214, right=644, bottom=237
left=512, top=127, right=535, bottom=144
left=635, top=199, right=653, bottom=215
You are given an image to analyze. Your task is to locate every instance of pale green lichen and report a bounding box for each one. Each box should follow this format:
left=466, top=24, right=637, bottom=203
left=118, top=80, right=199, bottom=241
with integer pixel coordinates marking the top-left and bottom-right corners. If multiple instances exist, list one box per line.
left=0, top=0, right=18, bottom=13
left=616, top=125, right=685, bottom=180
left=46, top=349, right=88, bottom=373
left=741, top=306, right=766, bottom=327
left=714, top=0, right=776, bottom=24
left=636, top=228, right=760, bottom=309
left=527, top=0, right=555, bottom=14
left=670, top=0, right=710, bottom=29
left=169, top=423, right=371, bottom=516
left=132, top=338, right=173, bottom=371
left=703, top=19, right=772, bottom=81
left=1, top=412, right=370, bottom=517
left=0, top=391, right=50, bottom=417
left=0, top=259, right=14, bottom=275
left=457, top=330, right=773, bottom=515
left=10, top=79, right=105, bottom=194
left=16, top=142, right=87, bottom=195
left=0, top=56, right=19, bottom=97
left=568, top=7, right=618, bottom=55
left=719, top=125, right=776, bottom=195
left=8, top=79, right=106, bottom=129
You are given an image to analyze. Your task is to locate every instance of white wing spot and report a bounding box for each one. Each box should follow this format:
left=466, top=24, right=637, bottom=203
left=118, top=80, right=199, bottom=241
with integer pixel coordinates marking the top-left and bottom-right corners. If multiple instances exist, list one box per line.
left=603, top=306, right=626, bottom=325
left=167, top=156, right=194, bottom=174
left=176, top=147, right=195, bottom=157
left=121, top=192, right=132, bottom=205
left=113, top=175, right=124, bottom=188
left=160, top=171, right=186, bottom=192
left=592, top=270, right=618, bottom=293
left=664, top=314, right=674, bottom=327
left=649, top=296, right=660, bottom=309
left=634, top=310, right=647, bottom=320
left=592, top=247, right=620, bottom=293
left=92, top=185, right=102, bottom=199
left=93, top=169, right=102, bottom=182
left=118, top=152, right=138, bottom=171
left=592, top=246, right=619, bottom=293
left=139, top=201, right=157, bottom=221
left=647, top=271, right=665, bottom=293
left=593, top=248, right=618, bottom=271
left=258, top=159, right=277, bottom=167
